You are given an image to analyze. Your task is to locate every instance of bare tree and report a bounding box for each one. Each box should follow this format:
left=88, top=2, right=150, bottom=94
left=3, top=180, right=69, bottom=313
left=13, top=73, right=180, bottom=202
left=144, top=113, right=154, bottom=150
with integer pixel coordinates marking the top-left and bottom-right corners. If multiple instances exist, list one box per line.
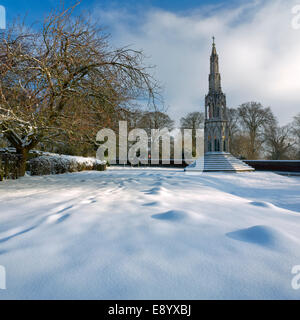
left=237, top=102, right=275, bottom=159
left=292, top=113, right=300, bottom=139
left=229, top=134, right=252, bottom=159
left=138, top=111, right=174, bottom=135
left=264, top=120, right=294, bottom=160
left=180, top=111, right=204, bottom=157
left=180, top=112, right=204, bottom=130
left=292, top=113, right=300, bottom=159
left=227, top=108, right=240, bottom=154
left=0, top=4, right=161, bottom=175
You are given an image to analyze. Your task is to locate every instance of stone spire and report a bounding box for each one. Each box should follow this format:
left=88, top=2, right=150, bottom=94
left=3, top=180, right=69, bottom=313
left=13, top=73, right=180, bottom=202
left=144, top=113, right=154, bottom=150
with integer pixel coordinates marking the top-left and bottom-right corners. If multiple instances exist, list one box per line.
left=204, top=37, right=228, bottom=153
left=185, top=37, right=254, bottom=172
left=209, top=37, right=222, bottom=93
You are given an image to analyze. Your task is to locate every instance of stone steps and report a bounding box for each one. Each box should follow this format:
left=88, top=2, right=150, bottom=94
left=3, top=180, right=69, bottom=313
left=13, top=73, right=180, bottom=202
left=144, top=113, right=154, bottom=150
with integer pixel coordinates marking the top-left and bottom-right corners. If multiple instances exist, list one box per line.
left=185, top=152, right=254, bottom=172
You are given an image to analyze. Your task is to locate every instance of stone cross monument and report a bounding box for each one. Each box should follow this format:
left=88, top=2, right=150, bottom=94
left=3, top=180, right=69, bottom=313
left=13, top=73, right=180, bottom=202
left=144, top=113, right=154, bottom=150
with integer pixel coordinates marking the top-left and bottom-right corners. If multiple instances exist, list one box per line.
left=204, top=37, right=229, bottom=153
left=185, top=38, right=254, bottom=172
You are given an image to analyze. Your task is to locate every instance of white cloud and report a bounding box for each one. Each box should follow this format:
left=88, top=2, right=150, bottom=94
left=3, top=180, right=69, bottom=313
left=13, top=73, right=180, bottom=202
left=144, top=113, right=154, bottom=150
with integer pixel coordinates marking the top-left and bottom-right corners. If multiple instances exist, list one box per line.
left=92, top=0, right=300, bottom=125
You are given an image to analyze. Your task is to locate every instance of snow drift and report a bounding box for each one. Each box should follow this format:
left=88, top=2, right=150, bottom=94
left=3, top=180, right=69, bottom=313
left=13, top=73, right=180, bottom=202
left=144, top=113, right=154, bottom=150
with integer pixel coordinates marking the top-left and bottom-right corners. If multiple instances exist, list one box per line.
left=0, top=169, right=299, bottom=299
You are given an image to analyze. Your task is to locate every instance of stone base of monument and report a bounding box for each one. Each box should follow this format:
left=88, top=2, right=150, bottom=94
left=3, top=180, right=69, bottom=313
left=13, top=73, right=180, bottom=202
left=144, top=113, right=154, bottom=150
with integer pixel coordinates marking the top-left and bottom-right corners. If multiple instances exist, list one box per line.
left=185, top=152, right=255, bottom=172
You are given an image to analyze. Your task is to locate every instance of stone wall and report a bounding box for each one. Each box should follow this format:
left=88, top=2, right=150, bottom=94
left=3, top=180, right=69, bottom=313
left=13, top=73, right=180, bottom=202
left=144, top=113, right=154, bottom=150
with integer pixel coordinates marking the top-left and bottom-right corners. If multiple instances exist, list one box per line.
left=244, top=160, right=300, bottom=172
left=0, top=152, right=22, bottom=180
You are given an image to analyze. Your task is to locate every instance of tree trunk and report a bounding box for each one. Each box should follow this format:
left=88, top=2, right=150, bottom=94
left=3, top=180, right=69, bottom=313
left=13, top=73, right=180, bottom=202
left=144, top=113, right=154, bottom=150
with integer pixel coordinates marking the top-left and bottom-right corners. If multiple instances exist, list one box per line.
left=3, top=129, right=39, bottom=177
left=16, top=148, right=29, bottom=177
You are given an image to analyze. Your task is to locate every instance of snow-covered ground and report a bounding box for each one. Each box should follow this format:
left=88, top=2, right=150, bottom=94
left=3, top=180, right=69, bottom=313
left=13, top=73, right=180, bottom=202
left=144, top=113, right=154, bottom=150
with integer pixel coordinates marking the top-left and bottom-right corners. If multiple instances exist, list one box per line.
left=0, top=168, right=300, bottom=299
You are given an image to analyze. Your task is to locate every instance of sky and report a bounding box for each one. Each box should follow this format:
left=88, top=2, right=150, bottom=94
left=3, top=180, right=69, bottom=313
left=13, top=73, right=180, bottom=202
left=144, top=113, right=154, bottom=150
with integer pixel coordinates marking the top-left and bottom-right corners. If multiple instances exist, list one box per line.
left=1, top=0, right=300, bottom=125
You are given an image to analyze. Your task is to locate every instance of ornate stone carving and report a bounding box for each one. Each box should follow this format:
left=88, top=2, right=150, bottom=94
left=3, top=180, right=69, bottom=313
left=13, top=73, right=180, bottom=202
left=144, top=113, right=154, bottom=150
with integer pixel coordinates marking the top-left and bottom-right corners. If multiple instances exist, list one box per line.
left=204, top=40, right=229, bottom=153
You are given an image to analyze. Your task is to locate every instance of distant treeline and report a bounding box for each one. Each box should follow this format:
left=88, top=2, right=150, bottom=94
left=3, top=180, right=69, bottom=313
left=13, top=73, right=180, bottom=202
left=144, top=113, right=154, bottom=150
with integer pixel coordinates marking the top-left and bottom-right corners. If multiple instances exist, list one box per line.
left=179, top=102, right=300, bottom=160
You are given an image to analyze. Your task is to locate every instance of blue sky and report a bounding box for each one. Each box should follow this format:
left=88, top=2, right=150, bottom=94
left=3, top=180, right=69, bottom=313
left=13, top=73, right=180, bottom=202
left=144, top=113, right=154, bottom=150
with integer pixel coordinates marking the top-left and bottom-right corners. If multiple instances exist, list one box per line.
left=1, top=0, right=299, bottom=125
left=3, top=1, right=231, bottom=15
left=2, top=0, right=249, bottom=27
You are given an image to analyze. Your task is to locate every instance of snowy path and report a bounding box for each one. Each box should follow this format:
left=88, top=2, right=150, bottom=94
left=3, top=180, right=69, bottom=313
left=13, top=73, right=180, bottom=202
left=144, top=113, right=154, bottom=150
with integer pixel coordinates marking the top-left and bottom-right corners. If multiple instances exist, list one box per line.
left=0, top=168, right=300, bottom=299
